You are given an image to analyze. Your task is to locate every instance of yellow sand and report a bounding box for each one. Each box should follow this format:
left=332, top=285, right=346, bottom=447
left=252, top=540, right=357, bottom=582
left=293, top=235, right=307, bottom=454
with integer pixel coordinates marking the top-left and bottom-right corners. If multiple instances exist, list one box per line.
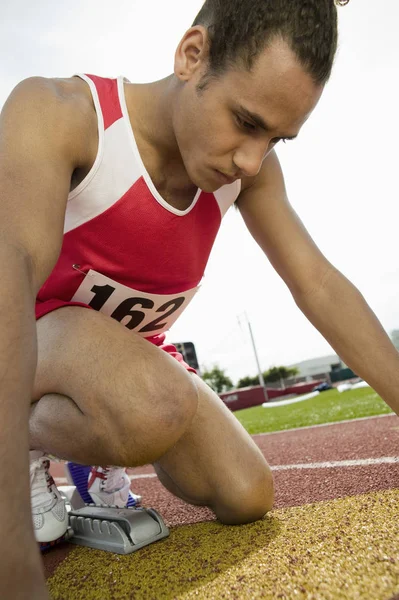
left=48, top=489, right=399, bottom=600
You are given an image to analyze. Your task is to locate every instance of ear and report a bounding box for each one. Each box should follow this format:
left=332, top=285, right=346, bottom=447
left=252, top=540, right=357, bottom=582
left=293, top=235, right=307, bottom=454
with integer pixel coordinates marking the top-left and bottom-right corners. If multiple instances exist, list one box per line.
left=174, top=26, right=209, bottom=82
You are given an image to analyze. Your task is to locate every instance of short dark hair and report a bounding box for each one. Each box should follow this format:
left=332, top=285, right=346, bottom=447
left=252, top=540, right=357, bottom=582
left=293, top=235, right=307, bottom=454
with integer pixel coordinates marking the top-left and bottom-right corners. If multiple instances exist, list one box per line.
left=193, top=0, right=338, bottom=86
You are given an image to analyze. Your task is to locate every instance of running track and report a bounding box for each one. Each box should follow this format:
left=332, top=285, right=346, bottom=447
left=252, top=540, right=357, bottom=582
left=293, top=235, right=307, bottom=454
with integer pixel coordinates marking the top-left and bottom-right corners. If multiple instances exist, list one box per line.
left=43, top=415, right=399, bottom=600
left=45, top=413, right=399, bottom=596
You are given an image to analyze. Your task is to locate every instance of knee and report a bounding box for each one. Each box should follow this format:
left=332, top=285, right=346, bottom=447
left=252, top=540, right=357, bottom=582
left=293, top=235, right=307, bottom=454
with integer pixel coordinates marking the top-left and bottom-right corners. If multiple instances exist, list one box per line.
left=153, top=368, right=199, bottom=437
left=214, top=462, right=274, bottom=525
left=113, top=368, right=199, bottom=466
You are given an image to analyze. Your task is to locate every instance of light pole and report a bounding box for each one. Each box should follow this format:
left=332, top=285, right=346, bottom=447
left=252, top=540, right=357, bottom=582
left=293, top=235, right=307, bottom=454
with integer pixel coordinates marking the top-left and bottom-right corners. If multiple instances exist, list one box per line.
left=238, top=313, right=269, bottom=403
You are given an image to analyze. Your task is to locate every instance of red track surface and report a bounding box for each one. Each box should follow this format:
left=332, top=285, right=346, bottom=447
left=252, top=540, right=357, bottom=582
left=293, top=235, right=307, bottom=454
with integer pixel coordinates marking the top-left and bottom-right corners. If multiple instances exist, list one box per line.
left=254, top=415, right=398, bottom=464
left=45, top=414, right=398, bottom=577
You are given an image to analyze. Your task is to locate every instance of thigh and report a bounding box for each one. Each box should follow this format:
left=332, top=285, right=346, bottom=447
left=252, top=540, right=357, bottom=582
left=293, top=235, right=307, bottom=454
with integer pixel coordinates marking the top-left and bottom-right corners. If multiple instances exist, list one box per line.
left=154, top=375, right=274, bottom=525
left=33, top=306, right=198, bottom=465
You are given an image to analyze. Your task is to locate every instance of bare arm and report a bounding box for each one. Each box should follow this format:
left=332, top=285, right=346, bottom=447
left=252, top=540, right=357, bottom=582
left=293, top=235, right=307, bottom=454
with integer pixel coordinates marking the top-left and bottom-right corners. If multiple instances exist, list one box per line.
left=237, top=151, right=399, bottom=416
left=0, top=77, right=90, bottom=598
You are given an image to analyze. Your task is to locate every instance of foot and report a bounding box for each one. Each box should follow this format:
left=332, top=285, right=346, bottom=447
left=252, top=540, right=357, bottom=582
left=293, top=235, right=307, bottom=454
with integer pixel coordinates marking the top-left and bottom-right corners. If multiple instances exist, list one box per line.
left=30, top=451, right=69, bottom=543
left=87, top=466, right=142, bottom=507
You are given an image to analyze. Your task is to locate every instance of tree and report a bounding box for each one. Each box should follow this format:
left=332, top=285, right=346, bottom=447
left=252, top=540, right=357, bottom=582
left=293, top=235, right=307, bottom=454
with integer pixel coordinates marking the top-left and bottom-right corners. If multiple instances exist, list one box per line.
left=264, top=366, right=299, bottom=383
left=236, top=375, right=259, bottom=388
left=202, top=365, right=234, bottom=393
left=237, top=366, right=299, bottom=388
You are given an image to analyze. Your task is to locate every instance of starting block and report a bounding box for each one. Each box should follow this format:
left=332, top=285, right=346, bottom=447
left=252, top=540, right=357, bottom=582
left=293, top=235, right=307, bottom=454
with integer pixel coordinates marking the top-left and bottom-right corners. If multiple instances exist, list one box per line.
left=39, top=486, right=169, bottom=554
left=68, top=504, right=169, bottom=554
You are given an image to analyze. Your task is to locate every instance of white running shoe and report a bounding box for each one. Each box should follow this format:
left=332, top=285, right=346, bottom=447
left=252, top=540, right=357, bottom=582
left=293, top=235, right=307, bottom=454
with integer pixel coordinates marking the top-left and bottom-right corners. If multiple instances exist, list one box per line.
left=87, top=466, right=141, bottom=507
left=30, top=451, right=69, bottom=543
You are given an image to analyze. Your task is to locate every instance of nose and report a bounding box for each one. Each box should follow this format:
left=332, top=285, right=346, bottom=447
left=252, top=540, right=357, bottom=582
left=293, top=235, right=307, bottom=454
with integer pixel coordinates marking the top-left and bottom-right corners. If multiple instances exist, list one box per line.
left=233, top=140, right=270, bottom=178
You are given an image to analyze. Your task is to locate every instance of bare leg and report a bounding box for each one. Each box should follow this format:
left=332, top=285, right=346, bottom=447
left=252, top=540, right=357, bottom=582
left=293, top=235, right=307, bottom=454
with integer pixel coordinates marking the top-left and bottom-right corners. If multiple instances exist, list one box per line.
left=30, top=306, right=273, bottom=525
left=30, top=306, right=198, bottom=466
left=154, top=375, right=274, bottom=525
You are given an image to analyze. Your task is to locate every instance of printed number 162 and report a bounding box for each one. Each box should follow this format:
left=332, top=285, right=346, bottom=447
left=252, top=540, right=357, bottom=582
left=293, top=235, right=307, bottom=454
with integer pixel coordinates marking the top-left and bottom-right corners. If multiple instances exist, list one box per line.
left=88, top=283, right=185, bottom=333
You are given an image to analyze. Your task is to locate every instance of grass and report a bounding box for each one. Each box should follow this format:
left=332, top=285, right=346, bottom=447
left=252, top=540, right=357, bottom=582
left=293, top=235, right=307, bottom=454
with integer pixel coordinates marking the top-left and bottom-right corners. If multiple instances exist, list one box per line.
left=234, top=387, right=394, bottom=435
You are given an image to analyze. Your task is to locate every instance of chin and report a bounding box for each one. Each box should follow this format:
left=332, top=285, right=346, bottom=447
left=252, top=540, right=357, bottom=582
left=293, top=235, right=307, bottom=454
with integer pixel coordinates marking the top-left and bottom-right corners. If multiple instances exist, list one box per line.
left=187, top=163, right=220, bottom=193
left=188, top=172, right=212, bottom=193
left=193, top=171, right=220, bottom=193
left=200, top=181, right=220, bottom=193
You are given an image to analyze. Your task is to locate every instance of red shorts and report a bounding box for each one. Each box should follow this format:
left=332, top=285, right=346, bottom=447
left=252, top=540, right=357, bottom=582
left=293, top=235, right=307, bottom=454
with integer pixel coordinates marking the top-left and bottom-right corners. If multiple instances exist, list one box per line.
left=35, top=299, right=196, bottom=374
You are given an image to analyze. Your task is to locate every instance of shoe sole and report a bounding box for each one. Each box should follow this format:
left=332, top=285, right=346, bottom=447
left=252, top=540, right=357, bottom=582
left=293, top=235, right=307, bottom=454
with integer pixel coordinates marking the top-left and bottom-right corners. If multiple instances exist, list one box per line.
left=39, top=529, right=73, bottom=552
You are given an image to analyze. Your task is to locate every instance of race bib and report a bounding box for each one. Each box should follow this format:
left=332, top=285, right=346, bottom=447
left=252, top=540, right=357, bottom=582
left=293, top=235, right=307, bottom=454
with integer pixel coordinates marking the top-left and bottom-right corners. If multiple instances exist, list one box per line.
left=71, top=270, right=199, bottom=337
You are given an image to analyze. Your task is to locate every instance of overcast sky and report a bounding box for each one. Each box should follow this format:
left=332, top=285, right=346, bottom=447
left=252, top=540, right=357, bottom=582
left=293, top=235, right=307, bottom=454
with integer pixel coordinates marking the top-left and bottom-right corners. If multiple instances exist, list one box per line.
left=1, top=0, right=398, bottom=383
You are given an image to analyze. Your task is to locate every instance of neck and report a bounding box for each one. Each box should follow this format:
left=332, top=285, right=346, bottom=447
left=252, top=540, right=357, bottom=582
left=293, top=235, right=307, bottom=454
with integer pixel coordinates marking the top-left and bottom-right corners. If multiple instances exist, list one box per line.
left=124, top=76, right=197, bottom=198
left=124, top=76, right=181, bottom=162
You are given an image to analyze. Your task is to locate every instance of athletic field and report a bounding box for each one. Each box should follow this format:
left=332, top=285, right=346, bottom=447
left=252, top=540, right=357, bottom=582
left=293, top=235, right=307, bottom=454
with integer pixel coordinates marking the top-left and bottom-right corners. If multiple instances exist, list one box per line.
left=44, top=387, right=399, bottom=599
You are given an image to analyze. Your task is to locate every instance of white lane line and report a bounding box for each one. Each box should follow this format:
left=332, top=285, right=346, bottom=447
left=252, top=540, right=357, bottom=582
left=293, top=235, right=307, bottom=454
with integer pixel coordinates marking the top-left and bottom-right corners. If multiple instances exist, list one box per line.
left=271, top=456, right=399, bottom=471
left=261, top=391, right=320, bottom=408
left=53, top=456, right=399, bottom=486
left=130, top=457, right=399, bottom=476
left=254, top=413, right=395, bottom=437
left=128, top=458, right=399, bottom=476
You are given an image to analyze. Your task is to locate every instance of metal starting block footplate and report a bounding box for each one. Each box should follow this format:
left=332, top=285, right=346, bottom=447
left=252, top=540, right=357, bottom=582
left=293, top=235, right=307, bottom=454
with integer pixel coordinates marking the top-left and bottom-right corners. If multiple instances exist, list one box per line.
left=68, top=504, right=169, bottom=554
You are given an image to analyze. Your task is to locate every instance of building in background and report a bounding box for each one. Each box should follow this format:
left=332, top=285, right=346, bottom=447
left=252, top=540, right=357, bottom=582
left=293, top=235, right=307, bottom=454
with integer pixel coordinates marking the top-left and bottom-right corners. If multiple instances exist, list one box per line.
left=289, top=354, right=342, bottom=380
left=220, top=353, right=359, bottom=412
left=288, top=354, right=356, bottom=384
left=173, top=342, right=200, bottom=374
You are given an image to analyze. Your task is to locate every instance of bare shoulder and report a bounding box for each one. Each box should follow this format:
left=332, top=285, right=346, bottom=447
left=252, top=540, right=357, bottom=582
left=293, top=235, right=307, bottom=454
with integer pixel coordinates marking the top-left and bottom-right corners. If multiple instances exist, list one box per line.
left=2, top=76, right=96, bottom=167
left=50, top=76, right=95, bottom=120
left=237, top=150, right=285, bottom=208
left=8, top=76, right=94, bottom=121
left=234, top=150, right=329, bottom=295
left=0, top=77, right=98, bottom=279
left=238, top=150, right=284, bottom=199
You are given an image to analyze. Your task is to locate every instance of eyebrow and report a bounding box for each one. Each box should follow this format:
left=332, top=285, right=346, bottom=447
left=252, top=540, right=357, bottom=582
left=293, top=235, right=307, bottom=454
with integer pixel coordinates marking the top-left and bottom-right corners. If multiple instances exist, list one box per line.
left=237, top=105, right=298, bottom=140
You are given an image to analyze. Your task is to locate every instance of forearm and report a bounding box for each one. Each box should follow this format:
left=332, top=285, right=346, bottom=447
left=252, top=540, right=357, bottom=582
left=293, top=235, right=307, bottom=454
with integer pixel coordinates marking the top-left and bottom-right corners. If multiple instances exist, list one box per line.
left=295, top=267, right=399, bottom=416
left=0, top=244, right=47, bottom=595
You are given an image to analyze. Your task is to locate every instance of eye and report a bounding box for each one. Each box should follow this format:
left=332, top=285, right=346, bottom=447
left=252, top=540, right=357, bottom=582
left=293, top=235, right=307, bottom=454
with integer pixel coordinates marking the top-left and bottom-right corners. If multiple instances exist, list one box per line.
left=236, top=115, right=257, bottom=132
left=270, top=137, right=290, bottom=145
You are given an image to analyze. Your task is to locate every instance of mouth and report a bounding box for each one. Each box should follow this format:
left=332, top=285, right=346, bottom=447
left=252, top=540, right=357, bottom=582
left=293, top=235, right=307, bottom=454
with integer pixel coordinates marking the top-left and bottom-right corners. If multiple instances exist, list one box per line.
left=214, top=170, right=237, bottom=186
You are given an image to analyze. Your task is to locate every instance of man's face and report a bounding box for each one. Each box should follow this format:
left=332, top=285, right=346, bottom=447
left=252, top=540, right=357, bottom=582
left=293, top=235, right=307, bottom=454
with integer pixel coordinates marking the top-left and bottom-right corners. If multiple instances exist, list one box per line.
left=172, top=36, right=323, bottom=192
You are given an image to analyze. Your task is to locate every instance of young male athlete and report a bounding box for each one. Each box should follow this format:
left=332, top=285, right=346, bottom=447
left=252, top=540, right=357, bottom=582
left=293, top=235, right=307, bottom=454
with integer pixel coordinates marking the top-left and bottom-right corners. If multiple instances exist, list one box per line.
left=1, top=0, right=397, bottom=597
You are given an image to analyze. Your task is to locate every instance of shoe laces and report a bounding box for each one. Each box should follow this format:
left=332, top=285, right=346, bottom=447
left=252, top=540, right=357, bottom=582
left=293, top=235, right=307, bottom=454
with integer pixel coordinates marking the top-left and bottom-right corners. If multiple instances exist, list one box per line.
left=100, top=467, right=127, bottom=493
left=30, top=457, right=55, bottom=511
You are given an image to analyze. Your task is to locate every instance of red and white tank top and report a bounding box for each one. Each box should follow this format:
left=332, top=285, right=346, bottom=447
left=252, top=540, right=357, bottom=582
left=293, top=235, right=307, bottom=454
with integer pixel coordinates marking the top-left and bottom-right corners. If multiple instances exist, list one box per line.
left=36, top=74, right=241, bottom=339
